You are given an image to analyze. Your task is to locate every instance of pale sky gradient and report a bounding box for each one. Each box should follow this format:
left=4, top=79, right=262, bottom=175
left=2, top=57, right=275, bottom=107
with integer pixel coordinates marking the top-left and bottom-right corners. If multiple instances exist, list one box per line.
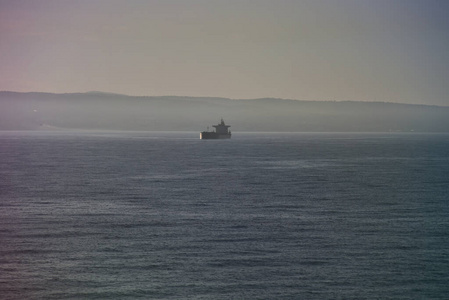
left=1, top=0, right=448, bottom=105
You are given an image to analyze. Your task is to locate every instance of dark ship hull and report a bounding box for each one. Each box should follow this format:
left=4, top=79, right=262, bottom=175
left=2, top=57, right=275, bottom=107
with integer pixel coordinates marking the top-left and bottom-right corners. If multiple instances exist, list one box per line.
left=200, top=132, right=231, bottom=139
left=200, top=119, right=231, bottom=139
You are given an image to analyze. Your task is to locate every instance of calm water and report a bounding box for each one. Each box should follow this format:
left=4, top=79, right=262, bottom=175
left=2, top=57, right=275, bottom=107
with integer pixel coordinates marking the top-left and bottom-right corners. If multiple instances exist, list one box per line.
left=1, top=131, right=448, bottom=299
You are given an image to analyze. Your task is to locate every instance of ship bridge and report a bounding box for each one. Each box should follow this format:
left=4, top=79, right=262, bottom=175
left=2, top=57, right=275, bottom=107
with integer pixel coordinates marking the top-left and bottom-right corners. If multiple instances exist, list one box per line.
left=213, top=118, right=230, bottom=134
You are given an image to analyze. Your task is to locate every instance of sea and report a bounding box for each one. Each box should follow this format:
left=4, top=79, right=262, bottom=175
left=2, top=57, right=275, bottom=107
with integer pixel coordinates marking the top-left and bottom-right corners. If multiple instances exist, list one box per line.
left=0, top=131, right=448, bottom=299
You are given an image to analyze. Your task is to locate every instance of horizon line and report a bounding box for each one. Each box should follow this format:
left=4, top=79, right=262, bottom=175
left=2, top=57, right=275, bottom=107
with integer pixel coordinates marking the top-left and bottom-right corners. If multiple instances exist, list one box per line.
left=0, top=90, right=446, bottom=107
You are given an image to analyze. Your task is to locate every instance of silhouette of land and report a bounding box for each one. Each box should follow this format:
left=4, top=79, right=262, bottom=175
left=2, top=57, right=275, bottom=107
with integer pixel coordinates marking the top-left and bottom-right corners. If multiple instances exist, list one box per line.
left=1, top=91, right=448, bottom=132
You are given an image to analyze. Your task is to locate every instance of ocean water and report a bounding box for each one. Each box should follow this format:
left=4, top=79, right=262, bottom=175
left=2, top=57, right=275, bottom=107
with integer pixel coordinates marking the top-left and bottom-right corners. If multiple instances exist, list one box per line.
left=1, top=131, right=448, bottom=299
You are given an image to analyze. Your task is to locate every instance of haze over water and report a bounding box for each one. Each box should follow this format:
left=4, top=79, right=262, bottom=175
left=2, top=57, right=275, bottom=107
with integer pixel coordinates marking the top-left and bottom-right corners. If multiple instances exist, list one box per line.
left=1, top=131, right=448, bottom=299
left=2, top=0, right=449, bottom=298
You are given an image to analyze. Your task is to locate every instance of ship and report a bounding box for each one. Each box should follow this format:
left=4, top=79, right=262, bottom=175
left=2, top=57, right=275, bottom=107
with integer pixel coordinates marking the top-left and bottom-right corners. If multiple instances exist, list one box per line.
left=200, top=119, right=231, bottom=139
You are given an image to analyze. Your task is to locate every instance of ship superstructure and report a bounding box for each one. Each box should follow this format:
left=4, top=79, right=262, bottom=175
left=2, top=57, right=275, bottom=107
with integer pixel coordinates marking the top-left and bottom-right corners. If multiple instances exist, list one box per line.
left=200, top=119, right=231, bottom=139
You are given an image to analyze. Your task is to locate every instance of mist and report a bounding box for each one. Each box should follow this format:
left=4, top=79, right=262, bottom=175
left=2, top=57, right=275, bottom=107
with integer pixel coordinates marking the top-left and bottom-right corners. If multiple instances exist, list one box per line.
left=1, top=91, right=449, bottom=132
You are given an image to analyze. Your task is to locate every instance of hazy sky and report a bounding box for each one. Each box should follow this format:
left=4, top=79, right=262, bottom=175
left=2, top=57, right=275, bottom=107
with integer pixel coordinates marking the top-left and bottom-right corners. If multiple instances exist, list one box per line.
left=1, top=0, right=448, bottom=105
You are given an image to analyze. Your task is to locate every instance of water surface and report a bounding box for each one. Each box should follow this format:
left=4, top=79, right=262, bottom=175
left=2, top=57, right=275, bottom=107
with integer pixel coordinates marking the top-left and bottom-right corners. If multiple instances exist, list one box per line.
left=1, top=131, right=448, bottom=299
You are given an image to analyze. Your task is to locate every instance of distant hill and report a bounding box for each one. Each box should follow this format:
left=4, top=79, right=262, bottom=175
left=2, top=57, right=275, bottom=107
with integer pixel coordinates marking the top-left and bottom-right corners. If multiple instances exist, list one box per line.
left=1, top=91, right=449, bottom=132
